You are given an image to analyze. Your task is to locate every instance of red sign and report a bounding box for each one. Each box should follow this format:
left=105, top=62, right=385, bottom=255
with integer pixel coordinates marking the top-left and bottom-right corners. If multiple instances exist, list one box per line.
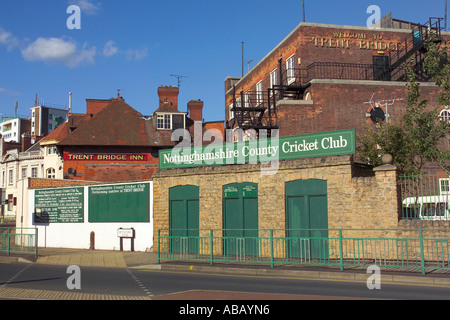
left=64, top=153, right=149, bottom=161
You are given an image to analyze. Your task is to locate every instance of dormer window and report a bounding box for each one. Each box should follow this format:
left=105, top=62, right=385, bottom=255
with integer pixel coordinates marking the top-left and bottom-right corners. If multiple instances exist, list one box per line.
left=157, top=114, right=171, bottom=130
left=156, top=113, right=186, bottom=131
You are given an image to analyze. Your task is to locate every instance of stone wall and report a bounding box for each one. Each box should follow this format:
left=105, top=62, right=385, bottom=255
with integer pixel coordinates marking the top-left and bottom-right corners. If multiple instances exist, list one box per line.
left=153, top=155, right=404, bottom=248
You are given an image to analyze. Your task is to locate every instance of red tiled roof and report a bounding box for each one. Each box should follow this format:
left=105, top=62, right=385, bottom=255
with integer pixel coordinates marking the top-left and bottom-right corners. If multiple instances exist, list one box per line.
left=57, top=98, right=176, bottom=147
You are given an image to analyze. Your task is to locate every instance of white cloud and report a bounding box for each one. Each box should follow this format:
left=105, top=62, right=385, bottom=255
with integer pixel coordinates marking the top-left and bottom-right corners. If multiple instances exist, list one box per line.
left=0, top=27, right=19, bottom=51
left=21, top=37, right=96, bottom=68
left=103, top=40, right=118, bottom=57
left=0, top=87, right=21, bottom=96
left=68, top=0, right=101, bottom=15
left=126, top=48, right=148, bottom=61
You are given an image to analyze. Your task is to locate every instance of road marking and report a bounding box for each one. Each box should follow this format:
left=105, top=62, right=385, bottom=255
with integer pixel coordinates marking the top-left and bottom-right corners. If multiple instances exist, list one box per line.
left=127, top=269, right=153, bottom=297
left=1, top=264, right=32, bottom=288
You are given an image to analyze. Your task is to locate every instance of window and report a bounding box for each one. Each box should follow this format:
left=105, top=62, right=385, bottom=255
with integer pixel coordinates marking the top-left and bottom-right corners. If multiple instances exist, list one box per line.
left=228, top=104, right=234, bottom=120
left=440, top=178, right=450, bottom=194
left=286, top=54, right=295, bottom=84
left=47, top=168, right=56, bottom=179
left=49, top=123, right=53, bottom=130
left=270, top=68, right=278, bottom=88
left=439, top=108, right=450, bottom=123
left=256, top=81, right=263, bottom=105
left=244, top=91, right=250, bottom=108
left=47, top=146, right=57, bottom=155
left=22, top=168, right=27, bottom=179
left=8, top=169, right=13, bottom=185
left=31, top=167, right=38, bottom=178
left=157, top=114, right=171, bottom=130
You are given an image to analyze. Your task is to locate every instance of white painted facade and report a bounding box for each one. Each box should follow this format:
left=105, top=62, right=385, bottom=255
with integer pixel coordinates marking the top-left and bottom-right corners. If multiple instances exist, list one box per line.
left=18, top=181, right=154, bottom=252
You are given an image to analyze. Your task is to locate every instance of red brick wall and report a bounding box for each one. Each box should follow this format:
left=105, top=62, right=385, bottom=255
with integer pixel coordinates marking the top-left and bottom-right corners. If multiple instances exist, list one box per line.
left=62, top=146, right=159, bottom=182
left=84, top=164, right=157, bottom=182
left=223, top=23, right=450, bottom=168
left=28, top=178, right=97, bottom=189
left=278, top=80, right=447, bottom=137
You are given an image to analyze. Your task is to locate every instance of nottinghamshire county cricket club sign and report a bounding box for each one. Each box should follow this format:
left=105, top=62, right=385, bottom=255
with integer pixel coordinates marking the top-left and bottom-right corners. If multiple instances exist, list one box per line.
left=159, top=129, right=355, bottom=170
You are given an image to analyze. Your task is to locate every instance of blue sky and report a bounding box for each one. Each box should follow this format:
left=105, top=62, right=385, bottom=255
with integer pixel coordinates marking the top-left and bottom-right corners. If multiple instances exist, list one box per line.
left=0, top=0, right=448, bottom=122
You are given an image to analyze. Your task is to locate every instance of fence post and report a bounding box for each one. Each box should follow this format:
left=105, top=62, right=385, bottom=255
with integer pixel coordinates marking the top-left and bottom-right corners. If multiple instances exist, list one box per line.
left=7, top=228, right=11, bottom=256
left=210, top=229, right=213, bottom=265
left=270, top=229, right=274, bottom=269
left=419, top=229, right=425, bottom=275
left=339, top=229, right=344, bottom=271
left=157, top=229, right=161, bottom=264
left=35, top=228, right=38, bottom=260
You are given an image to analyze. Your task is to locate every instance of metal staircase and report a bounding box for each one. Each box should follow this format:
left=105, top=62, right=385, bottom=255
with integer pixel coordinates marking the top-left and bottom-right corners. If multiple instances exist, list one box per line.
left=389, top=17, right=444, bottom=81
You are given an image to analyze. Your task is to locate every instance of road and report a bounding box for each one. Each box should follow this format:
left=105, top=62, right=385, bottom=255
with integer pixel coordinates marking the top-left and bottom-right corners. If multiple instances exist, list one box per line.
left=1, top=262, right=450, bottom=304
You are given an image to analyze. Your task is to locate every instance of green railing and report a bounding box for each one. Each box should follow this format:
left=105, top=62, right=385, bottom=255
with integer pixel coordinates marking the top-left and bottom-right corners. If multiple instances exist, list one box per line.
left=0, top=228, right=38, bottom=258
left=158, top=228, right=450, bottom=275
left=400, top=172, right=450, bottom=220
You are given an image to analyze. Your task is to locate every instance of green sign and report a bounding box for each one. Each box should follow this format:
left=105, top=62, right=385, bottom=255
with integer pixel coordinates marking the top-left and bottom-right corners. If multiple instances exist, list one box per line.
left=34, top=187, right=84, bottom=223
left=159, top=129, right=355, bottom=169
left=88, top=183, right=150, bottom=223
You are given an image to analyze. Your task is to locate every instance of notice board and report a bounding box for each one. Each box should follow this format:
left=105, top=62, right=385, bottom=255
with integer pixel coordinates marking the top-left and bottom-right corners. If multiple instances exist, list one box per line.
left=34, top=187, right=84, bottom=223
left=88, top=183, right=150, bottom=223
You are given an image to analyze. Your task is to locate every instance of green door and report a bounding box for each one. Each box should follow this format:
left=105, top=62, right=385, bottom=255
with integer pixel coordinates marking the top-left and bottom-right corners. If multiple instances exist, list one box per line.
left=223, top=183, right=258, bottom=257
left=169, top=185, right=199, bottom=255
left=285, top=179, right=328, bottom=260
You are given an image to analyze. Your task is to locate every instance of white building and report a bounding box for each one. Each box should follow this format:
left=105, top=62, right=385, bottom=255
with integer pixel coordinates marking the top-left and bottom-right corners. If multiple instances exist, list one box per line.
left=0, top=117, right=31, bottom=143
left=31, top=106, right=68, bottom=137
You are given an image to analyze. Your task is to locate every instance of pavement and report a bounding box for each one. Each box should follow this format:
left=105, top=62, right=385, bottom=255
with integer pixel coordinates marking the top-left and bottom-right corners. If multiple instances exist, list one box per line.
left=1, top=247, right=450, bottom=300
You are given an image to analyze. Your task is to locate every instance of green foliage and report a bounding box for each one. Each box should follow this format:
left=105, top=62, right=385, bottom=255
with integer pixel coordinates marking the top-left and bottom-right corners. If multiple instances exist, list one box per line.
left=357, top=36, right=450, bottom=175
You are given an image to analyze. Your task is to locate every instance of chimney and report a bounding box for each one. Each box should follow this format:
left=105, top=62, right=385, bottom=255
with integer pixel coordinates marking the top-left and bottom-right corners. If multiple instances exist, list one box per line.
left=86, top=99, right=111, bottom=117
left=158, top=86, right=179, bottom=110
left=21, top=134, right=32, bottom=152
left=187, top=100, right=204, bottom=122
left=14, top=101, right=18, bottom=117
left=69, top=92, right=72, bottom=114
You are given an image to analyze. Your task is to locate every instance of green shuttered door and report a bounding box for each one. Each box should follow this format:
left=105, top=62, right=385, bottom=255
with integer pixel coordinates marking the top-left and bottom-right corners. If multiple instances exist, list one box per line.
left=169, top=185, right=199, bottom=254
left=223, top=183, right=258, bottom=257
left=286, top=179, right=329, bottom=260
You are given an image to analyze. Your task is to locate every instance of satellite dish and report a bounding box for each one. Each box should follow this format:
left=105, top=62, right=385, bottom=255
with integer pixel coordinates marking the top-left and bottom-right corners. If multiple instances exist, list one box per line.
left=68, top=168, right=77, bottom=175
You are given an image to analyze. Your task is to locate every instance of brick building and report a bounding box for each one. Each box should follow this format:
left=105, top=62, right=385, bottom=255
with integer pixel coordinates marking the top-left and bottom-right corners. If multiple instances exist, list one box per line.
left=40, top=86, right=223, bottom=183
left=224, top=16, right=450, bottom=150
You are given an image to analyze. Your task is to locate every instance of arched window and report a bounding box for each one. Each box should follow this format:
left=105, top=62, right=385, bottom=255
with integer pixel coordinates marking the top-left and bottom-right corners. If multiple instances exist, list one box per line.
left=46, top=168, right=56, bottom=179
left=439, top=108, right=450, bottom=123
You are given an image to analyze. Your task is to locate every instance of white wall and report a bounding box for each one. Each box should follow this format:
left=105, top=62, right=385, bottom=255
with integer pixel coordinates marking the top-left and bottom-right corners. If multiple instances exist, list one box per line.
left=21, top=181, right=153, bottom=252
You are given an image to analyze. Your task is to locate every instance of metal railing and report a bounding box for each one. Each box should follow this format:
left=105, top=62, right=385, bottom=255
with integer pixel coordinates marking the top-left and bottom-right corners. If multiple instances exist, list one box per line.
left=400, top=172, right=450, bottom=220
left=0, top=227, right=38, bottom=258
left=158, top=228, right=450, bottom=275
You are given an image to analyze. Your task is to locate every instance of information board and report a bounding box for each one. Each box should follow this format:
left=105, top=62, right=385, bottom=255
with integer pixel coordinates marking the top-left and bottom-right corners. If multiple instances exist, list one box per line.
left=34, top=187, right=84, bottom=223
left=88, top=183, right=150, bottom=223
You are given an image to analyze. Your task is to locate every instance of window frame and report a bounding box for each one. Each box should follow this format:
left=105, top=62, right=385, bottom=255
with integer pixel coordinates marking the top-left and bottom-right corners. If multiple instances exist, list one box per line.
left=286, top=54, right=295, bottom=85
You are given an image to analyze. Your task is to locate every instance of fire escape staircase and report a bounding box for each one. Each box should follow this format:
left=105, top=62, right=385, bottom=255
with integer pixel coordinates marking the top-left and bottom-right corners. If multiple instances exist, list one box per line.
left=228, top=17, right=445, bottom=136
left=388, top=17, right=444, bottom=81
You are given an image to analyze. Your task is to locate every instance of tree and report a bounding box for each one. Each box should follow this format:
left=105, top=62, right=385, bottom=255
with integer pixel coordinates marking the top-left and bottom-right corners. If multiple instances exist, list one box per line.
left=357, top=35, right=450, bottom=175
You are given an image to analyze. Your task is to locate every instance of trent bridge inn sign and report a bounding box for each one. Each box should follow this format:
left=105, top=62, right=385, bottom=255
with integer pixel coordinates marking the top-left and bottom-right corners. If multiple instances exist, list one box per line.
left=159, top=129, right=356, bottom=170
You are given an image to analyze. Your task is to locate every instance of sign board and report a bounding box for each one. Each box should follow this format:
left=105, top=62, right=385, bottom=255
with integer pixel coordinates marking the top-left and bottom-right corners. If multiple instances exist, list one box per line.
left=34, top=187, right=84, bottom=223
left=159, top=129, right=356, bottom=169
left=117, top=228, right=135, bottom=238
left=64, top=153, right=149, bottom=161
left=88, top=183, right=150, bottom=223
